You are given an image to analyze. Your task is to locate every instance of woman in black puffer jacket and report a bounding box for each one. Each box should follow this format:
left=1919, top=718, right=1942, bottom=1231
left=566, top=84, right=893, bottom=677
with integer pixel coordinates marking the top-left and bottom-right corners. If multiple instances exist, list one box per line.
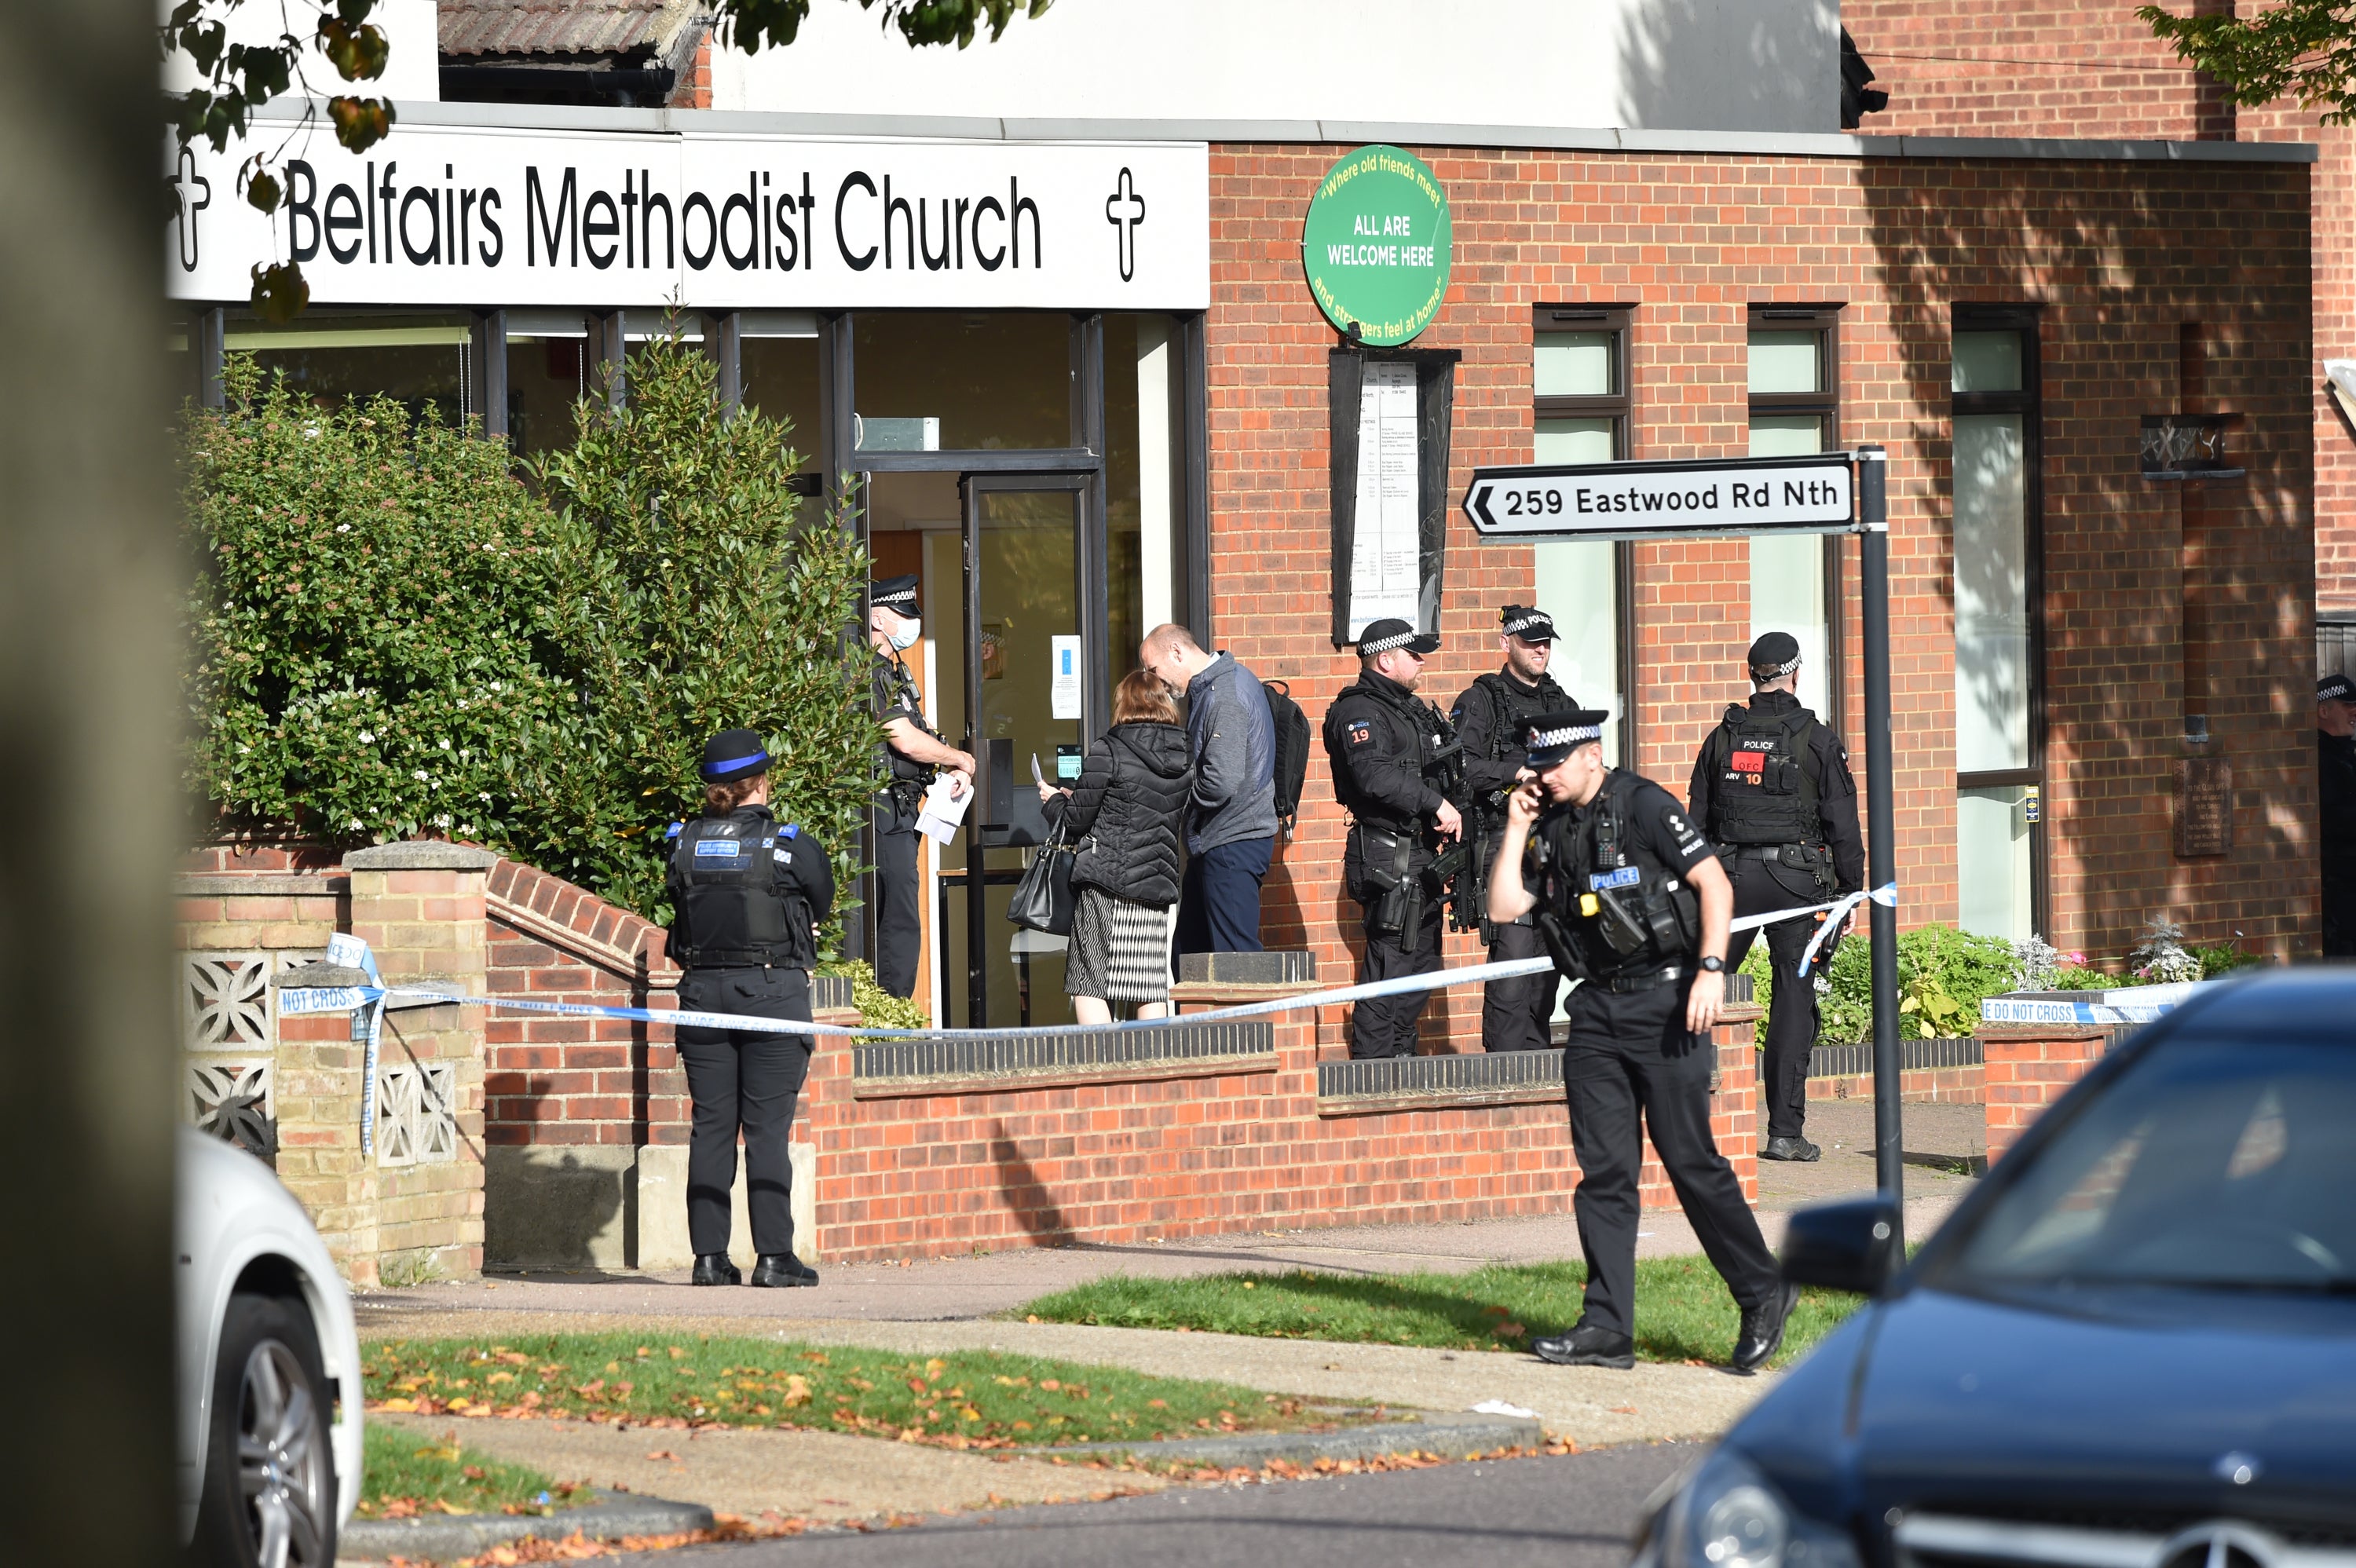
left=1037, top=667, right=1194, bottom=1023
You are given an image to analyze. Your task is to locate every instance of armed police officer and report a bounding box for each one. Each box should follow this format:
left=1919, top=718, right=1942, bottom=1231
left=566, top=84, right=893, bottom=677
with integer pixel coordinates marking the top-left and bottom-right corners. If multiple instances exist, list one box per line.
left=668, top=729, right=835, bottom=1288
left=1323, top=618, right=1464, bottom=1059
left=2321, top=673, right=2356, bottom=956
left=1489, top=709, right=1792, bottom=1374
left=867, top=575, right=975, bottom=999
left=1685, top=632, right=1864, bottom=1163
left=1449, top=604, right=1575, bottom=1051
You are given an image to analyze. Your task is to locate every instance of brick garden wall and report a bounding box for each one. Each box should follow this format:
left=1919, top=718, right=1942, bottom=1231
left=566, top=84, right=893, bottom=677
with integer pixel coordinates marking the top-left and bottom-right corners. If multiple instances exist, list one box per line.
left=1204, top=140, right=2319, bottom=983
left=1981, top=1023, right=2112, bottom=1161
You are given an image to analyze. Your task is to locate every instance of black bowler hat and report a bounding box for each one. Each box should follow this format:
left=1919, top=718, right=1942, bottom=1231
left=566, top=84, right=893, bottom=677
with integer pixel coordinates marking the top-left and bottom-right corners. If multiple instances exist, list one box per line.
left=700, top=728, right=771, bottom=783
left=2323, top=673, right=2356, bottom=705
left=1500, top=605, right=1557, bottom=643
left=1357, top=617, right=1440, bottom=657
left=1748, top=630, right=1803, bottom=677
left=1524, top=707, right=1609, bottom=768
left=870, top=574, right=920, bottom=616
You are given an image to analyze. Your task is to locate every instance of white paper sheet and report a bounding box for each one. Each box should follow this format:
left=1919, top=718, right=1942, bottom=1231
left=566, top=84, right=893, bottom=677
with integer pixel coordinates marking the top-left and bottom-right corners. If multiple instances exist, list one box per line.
left=1349, top=360, right=1422, bottom=636
left=1050, top=634, right=1083, bottom=720
left=913, top=773, right=972, bottom=844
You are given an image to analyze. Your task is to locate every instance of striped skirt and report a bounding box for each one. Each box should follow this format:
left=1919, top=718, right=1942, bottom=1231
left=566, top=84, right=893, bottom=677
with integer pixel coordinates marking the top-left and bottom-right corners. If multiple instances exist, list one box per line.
left=1064, top=886, right=1172, bottom=1006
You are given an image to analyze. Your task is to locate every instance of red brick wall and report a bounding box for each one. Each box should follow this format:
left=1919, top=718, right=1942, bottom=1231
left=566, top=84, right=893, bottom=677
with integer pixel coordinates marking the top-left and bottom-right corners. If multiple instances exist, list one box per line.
left=482, top=857, right=690, bottom=1152
left=1807, top=1065, right=1985, bottom=1103
left=1205, top=142, right=2318, bottom=971
left=1842, top=2, right=2355, bottom=610
left=1982, top=1025, right=2109, bottom=1160
left=802, top=1016, right=1760, bottom=1264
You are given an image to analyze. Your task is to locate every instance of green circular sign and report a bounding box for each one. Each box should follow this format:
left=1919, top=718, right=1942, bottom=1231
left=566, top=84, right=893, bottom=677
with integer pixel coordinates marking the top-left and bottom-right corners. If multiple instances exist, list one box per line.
left=1301, top=145, right=1453, bottom=346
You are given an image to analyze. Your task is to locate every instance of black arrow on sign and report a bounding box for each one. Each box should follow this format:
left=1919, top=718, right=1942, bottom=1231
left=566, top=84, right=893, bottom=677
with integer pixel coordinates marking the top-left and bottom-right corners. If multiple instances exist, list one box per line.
left=1465, top=481, right=1498, bottom=533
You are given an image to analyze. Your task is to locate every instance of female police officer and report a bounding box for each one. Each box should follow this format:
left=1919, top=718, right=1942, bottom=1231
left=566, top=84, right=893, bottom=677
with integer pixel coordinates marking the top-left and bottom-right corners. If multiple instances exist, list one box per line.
left=1487, top=708, right=1791, bottom=1372
left=667, top=729, right=834, bottom=1288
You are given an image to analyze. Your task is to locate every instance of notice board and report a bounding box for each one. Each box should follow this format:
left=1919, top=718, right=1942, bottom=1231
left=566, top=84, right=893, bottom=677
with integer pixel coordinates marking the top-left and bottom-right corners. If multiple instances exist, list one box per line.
left=1330, top=345, right=1458, bottom=648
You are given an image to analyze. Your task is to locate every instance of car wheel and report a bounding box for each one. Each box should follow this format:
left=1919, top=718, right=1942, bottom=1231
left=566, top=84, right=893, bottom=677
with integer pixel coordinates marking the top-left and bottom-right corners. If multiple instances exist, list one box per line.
left=193, top=1292, right=338, bottom=1568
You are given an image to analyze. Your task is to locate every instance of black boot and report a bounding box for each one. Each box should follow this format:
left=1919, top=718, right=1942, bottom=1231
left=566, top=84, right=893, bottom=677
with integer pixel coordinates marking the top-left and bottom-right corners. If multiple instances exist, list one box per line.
left=1530, top=1321, right=1635, bottom=1369
left=751, top=1252, right=819, bottom=1288
left=1761, top=1135, right=1822, bottom=1162
left=691, top=1253, right=741, bottom=1287
left=1732, top=1281, right=1799, bottom=1373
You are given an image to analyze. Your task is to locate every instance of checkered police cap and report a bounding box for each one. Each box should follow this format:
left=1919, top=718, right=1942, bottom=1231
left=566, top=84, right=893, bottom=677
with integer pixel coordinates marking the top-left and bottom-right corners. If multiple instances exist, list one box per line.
left=2323, top=672, right=2356, bottom=705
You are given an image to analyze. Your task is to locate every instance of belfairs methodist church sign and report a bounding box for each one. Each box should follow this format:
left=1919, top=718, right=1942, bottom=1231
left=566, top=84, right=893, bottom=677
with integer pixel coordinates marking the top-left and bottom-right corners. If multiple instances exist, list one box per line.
left=166, top=122, right=1209, bottom=310
left=1301, top=144, right=1451, bottom=346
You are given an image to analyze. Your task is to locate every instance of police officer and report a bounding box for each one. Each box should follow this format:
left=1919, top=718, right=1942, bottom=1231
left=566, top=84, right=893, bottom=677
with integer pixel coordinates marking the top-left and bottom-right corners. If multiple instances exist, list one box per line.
left=868, top=575, right=974, bottom=999
left=1323, top=618, right=1464, bottom=1058
left=1489, top=709, right=1792, bottom=1373
left=1685, top=632, right=1864, bottom=1162
left=1450, top=605, right=1575, bottom=1051
left=2320, top=673, right=2356, bottom=957
left=667, top=729, right=835, bottom=1288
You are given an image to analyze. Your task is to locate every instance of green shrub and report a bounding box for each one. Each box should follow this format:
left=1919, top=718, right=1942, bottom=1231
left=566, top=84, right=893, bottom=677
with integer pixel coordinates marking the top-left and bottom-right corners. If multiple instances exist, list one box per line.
left=1742, top=921, right=2020, bottom=1043
left=818, top=959, right=928, bottom=1029
left=184, top=360, right=579, bottom=850
left=183, top=334, right=880, bottom=932
left=529, top=331, right=879, bottom=926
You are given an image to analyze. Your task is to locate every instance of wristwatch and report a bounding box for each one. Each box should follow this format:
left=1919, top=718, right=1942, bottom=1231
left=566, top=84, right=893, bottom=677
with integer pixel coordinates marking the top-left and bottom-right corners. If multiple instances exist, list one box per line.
left=1699, top=956, right=1726, bottom=974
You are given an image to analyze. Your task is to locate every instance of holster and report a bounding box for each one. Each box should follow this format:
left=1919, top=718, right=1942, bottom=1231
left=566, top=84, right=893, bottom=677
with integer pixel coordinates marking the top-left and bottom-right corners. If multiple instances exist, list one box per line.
left=1783, top=841, right=1838, bottom=893
left=1359, top=824, right=1421, bottom=940
left=1535, top=908, right=1590, bottom=982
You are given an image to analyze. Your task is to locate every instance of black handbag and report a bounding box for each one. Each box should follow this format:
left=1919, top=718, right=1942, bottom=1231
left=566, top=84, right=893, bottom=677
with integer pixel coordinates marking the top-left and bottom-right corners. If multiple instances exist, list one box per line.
left=1008, top=818, right=1077, bottom=936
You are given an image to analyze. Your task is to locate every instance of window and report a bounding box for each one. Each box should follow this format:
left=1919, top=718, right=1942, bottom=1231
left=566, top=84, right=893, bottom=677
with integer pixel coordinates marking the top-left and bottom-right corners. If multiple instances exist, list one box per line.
left=1951, top=308, right=2044, bottom=941
left=1531, top=306, right=1633, bottom=762
left=1747, top=309, right=1842, bottom=722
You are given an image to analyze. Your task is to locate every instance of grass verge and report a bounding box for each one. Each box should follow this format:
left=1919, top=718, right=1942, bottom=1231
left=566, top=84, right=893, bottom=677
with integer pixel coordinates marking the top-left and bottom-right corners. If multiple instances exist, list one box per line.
left=355, top=1424, right=589, bottom=1520
left=363, top=1332, right=1374, bottom=1450
left=1017, top=1257, right=1863, bottom=1369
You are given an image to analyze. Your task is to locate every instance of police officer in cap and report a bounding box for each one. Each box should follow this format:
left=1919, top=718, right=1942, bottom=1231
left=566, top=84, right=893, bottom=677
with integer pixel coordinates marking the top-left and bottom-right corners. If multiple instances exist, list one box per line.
left=2319, top=673, right=2356, bottom=956
left=868, top=575, right=975, bottom=999
left=1323, top=618, right=1465, bottom=1058
left=1450, top=605, right=1575, bottom=1051
left=1489, top=708, right=1792, bottom=1373
left=667, top=729, right=835, bottom=1288
left=1685, top=631, right=1864, bottom=1161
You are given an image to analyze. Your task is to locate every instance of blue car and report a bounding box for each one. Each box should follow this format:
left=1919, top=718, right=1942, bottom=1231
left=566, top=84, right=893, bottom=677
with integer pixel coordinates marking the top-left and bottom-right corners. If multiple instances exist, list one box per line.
left=1636, top=967, right=2356, bottom=1568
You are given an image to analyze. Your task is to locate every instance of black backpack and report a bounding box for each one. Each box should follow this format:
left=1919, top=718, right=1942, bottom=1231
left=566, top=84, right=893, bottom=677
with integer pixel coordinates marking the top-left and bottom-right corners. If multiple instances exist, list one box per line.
left=1263, top=679, right=1312, bottom=841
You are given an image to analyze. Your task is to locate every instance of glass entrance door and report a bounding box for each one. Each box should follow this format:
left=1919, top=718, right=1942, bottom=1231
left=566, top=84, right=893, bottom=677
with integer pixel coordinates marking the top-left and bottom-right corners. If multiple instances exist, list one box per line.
left=935, top=473, right=1093, bottom=1028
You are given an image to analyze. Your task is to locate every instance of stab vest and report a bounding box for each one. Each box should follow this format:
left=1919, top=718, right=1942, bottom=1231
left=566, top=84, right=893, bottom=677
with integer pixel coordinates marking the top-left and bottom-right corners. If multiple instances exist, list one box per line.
left=873, top=653, right=938, bottom=786
left=667, top=809, right=814, bottom=969
left=1702, top=701, right=1822, bottom=846
left=1469, top=671, right=1568, bottom=765
left=1533, top=769, right=1701, bottom=976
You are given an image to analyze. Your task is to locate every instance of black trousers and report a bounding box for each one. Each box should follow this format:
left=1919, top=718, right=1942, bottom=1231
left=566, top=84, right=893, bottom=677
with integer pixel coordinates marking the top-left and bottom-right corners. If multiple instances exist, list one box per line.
left=2325, top=872, right=2356, bottom=958
left=1348, top=905, right=1443, bottom=1059
left=872, top=802, right=922, bottom=999
left=1721, top=856, right=1832, bottom=1140
left=1561, top=979, right=1780, bottom=1339
left=1482, top=919, right=1560, bottom=1051
left=675, top=966, right=812, bottom=1259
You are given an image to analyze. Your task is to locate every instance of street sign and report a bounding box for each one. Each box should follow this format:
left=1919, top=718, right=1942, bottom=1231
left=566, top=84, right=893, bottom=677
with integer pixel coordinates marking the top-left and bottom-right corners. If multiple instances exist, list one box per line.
left=1461, top=452, right=1854, bottom=540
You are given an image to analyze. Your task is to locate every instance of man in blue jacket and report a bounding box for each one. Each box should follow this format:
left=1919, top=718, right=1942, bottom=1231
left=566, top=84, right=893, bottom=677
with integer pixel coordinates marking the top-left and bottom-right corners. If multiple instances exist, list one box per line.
left=1143, top=623, right=1279, bottom=953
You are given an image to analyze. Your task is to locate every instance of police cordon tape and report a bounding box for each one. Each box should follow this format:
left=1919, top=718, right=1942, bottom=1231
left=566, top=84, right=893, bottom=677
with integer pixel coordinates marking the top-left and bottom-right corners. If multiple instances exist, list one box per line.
left=283, top=883, right=1901, bottom=1048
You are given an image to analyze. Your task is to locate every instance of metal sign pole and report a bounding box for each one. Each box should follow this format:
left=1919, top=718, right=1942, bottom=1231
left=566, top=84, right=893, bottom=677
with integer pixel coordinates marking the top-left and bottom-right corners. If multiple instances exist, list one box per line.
left=1855, top=444, right=1905, bottom=1237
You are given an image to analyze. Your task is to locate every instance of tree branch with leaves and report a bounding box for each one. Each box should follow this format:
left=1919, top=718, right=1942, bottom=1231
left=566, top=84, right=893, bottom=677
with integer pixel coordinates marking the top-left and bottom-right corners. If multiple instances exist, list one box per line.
left=161, top=0, right=1054, bottom=321
left=2140, top=0, right=2356, bottom=122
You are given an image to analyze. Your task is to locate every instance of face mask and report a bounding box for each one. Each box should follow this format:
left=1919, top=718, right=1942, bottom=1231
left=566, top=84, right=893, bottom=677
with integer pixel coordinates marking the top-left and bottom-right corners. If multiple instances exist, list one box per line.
left=887, top=617, right=922, bottom=651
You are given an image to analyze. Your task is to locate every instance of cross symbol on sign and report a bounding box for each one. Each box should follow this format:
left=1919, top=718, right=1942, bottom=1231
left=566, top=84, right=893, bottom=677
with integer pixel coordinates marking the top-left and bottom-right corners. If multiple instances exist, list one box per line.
left=170, top=145, right=211, bottom=272
left=1104, top=166, right=1147, bottom=283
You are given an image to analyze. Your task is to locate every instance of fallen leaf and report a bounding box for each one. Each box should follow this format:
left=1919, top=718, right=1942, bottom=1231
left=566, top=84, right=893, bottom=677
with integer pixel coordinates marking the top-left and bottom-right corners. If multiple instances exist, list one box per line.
left=1609, top=1405, right=1638, bottom=1416
left=646, top=1449, right=681, bottom=1462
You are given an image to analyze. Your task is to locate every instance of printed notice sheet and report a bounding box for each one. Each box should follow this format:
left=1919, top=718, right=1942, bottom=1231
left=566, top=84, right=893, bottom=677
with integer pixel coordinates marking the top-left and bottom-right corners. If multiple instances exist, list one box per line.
left=1350, top=360, right=1422, bottom=636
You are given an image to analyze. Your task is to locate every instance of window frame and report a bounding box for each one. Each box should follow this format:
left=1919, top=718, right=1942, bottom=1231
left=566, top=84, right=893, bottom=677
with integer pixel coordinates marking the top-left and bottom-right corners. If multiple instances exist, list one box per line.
left=1949, top=302, right=2048, bottom=938
left=1533, top=305, right=1637, bottom=765
left=1746, top=305, right=1847, bottom=737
